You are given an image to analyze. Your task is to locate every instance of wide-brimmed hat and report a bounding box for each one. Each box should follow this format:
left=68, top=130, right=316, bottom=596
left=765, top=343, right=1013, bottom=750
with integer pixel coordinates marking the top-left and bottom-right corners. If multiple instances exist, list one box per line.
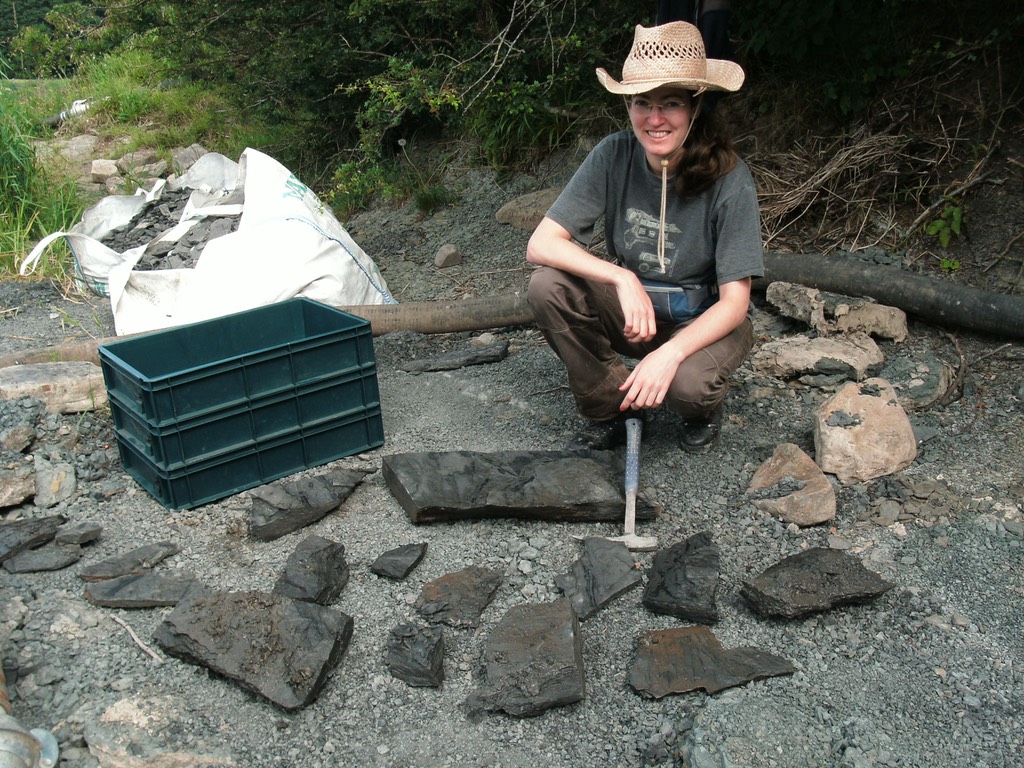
left=596, top=21, right=745, bottom=95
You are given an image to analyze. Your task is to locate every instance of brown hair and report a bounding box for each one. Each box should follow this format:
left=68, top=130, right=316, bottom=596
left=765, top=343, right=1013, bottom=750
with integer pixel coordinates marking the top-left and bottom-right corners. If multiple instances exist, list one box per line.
left=674, top=100, right=738, bottom=199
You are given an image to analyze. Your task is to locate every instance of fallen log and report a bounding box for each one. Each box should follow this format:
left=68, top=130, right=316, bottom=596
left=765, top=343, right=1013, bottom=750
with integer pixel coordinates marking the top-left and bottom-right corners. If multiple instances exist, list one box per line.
left=1, top=254, right=1021, bottom=370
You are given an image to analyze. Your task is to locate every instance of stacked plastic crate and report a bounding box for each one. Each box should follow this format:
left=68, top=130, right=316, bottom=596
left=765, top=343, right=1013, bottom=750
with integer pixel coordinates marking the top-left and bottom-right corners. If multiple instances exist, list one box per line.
left=99, top=298, right=384, bottom=509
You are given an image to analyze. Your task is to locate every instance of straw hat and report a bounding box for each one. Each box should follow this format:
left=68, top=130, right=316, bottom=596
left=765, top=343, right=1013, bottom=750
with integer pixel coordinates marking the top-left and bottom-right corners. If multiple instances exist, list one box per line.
left=596, top=21, right=745, bottom=95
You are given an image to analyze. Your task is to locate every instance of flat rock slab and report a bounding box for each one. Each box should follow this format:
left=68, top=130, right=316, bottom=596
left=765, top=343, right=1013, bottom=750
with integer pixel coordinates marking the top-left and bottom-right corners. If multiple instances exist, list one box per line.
left=387, top=623, right=445, bottom=688
left=84, top=570, right=200, bottom=607
left=628, top=625, right=795, bottom=698
left=0, top=514, right=66, bottom=563
left=3, top=541, right=82, bottom=572
left=371, top=542, right=427, bottom=580
left=249, top=468, right=373, bottom=541
left=0, top=361, right=108, bottom=413
left=400, top=339, right=509, bottom=372
left=153, top=587, right=353, bottom=711
left=466, top=599, right=584, bottom=717
left=273, top=535, right=349, bottom=605
left=642, top=532, right=720, bottom=624
left=382, top=450, right=656, bottom=524
left=415, top=566, right=503, bottom=628
left=740, top=547, right=895, bottom=619
left=79, top=541, right=180, bottom=582
left=555, top=537, right=642, bottom=620
left=56, top=521, right=103, bottom=545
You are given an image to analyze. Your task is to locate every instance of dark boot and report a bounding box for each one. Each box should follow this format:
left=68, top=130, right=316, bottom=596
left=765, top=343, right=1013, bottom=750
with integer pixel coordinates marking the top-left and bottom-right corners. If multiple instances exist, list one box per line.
left=679, top=405, right=723, bottom=453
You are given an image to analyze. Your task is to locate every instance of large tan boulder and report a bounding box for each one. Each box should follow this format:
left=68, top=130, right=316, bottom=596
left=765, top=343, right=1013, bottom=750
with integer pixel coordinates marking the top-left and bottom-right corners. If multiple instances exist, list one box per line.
left=495, top=188, right=562, bottom=231
left=813, top=378, right=917, bottom=484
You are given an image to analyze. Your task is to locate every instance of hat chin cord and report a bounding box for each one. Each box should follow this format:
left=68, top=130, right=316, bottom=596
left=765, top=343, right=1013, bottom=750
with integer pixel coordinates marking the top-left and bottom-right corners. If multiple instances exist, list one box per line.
left=656, top=96, right=702, bottom=272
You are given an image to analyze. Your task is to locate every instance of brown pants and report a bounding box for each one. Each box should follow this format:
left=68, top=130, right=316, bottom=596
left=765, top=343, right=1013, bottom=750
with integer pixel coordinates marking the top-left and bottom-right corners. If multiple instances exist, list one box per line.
left=527, top=265, right=754, bottom=421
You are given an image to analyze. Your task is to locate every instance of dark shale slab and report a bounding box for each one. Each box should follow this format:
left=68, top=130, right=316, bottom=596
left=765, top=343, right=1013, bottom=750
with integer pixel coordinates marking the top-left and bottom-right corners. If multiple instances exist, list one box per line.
left=554, top=537, right=642, bottom=620
left=740, top=547, right=896, bottom=619
left=78, top=541, right=180, bottom=582
left=642, top=532, right=721, bottom=624
left=370, top=542, right=427, bottom=580
left=83, top=570, right=200, bottom=608
left=3, top=541, right=82, bottom=572
left=249, top=467, right=373, bottom=541
left=273, top=535, right=349, bottom=605
left=628, top=625, right=795, bottom=698
left=382, top=450, right=657, bottom=524
left=386, top=622, right=445, bottom=688
left=152, top=586, right=353, bottom=711
left=415, top=565, right=503, bottom=628
left=0, top=514, right=66, bottom=563
left=466, top=599, right=585, bottom=717
left=399, top=339, right=509, bottom=372
left=55, top=521, right=103, bottom=545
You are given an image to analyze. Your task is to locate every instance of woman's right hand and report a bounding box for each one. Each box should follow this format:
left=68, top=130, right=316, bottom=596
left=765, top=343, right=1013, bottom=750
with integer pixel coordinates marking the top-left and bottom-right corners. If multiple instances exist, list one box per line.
left=616, top=270, right=657, bottom=343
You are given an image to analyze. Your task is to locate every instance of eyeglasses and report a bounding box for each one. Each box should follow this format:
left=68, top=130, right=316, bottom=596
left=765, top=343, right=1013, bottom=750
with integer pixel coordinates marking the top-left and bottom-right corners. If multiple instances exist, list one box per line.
left=628, top=97, right=691, bottom=117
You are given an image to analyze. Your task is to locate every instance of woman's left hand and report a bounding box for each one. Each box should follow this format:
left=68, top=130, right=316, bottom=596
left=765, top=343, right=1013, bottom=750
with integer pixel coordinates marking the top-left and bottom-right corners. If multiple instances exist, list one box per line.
left=617, top=344, right=684, bottom=410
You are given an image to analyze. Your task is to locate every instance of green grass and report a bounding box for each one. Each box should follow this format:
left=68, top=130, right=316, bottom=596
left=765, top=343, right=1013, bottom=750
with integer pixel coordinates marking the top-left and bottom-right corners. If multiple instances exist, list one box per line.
left=0, top=88, right=82, bottom=280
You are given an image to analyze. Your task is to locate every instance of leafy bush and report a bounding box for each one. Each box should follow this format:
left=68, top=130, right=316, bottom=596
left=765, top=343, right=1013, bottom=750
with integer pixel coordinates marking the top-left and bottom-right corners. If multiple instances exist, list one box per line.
left=7, top=2, right=117, bottom=78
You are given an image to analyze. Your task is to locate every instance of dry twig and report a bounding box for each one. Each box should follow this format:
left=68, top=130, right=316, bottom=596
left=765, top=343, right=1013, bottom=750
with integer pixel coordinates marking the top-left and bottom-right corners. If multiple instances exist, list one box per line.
left=111, top=614, right=165, bottom=664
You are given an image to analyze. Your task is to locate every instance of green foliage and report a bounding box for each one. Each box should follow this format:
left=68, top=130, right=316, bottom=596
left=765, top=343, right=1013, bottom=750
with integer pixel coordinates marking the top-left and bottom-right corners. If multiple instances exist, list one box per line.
left=395, top=139, right=457, bottom=216
left=925, top=198, right=963, bottom=249
left=104, top=0, right=638, bottom=178
left=328, top=157, right=403, bottom=221
left=7, top=2, right=115, bottom=78
left=0, top=0, right=57, bottom=46
left=0, top=87, right=81, bottom=277
left=466, top=77, right=578, bottom=170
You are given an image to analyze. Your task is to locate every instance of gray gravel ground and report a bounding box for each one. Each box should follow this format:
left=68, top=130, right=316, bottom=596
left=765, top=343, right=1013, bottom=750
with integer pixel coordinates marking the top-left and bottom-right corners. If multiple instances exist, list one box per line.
left=1, top=152, right=1023, bottom=768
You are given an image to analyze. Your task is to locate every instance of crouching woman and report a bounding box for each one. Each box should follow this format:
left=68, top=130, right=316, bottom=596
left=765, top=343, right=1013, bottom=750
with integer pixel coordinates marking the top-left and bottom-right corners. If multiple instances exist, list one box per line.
left=526, top=21, right=764, bottom=453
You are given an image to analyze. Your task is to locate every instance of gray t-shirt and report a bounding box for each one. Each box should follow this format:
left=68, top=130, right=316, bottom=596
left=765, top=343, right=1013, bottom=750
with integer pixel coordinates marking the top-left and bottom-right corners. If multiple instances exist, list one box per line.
left=546, top=130, right=764, bottom=287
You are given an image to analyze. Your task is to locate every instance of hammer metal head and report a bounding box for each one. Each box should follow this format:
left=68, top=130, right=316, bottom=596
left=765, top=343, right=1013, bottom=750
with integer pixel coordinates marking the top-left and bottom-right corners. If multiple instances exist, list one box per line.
left=606, top=533, right=658, bottom=551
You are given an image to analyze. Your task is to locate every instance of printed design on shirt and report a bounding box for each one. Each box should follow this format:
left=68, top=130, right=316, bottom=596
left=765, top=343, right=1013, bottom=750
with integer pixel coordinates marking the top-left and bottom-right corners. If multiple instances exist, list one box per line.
left=625, top=207, right=679, bottom=275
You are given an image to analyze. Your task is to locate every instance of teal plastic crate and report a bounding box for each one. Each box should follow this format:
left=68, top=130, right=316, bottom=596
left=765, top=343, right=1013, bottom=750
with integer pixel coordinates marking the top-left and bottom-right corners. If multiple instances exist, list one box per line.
left=109, top=367, right=381, bottom=468
left=99, top=298, right=376, bottom=427
left=116, top=406, right=384, bottom=509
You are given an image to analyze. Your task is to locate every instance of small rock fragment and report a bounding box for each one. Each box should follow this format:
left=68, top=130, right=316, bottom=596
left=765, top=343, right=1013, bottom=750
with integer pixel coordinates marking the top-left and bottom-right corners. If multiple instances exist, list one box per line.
left=415, top=566, right=503, bottom=627
left=466, top=599, right=584, bottom=717
left=79, top=541, right=180, bottom=582
left=153, top=587, right=353, bottom=710
left=84, top=570, right=200, bottom=607
left=555, top=537, right=642, bottom=620
left=387, top=623, right=445, bottom=687
left=629, top=625, right=795, bottom=698
left=642, top=532, right=720, bottom=624
left=273, top=535, right=349, bottom=604
left=0, top=514, right=67, bottom=563
left=3, top=541, right=82, bottom=572
left=740, top=547, right=895, bottom=618
left=249, top=468, right=372, bottom=541
left=370, top=542, right=427, bottom=580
